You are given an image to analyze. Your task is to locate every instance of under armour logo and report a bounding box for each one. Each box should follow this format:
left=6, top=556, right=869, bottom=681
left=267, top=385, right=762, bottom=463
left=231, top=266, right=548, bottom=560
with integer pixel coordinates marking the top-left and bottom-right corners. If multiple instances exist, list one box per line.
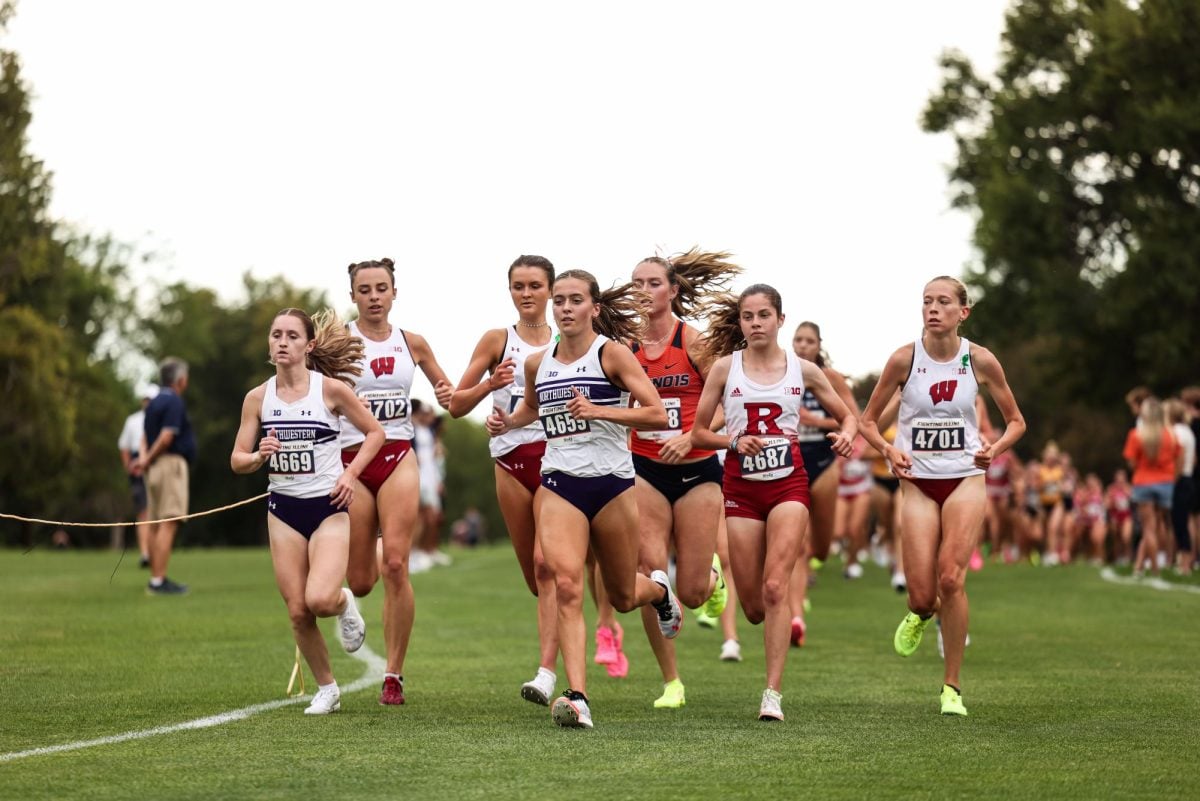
left=546, top=477, right=558, bottom=487
left=385, top=454, right=397, bottom=462
left=576, top=366, right=587, bottom=373
left=269, top=501, right=276, bottom=510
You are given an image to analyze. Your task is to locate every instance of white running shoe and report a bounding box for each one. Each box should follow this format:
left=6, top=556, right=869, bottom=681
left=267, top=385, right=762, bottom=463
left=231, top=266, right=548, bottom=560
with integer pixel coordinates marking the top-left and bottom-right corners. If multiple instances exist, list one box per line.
left=521, top=667, right=556, bottom=706
left=891, top=570, right=906, bottom=593
left=759, top=688, right=783, bottom=721
left=719, top=639, right=743, bottom=662
left=428, top=549, right=453, bottom=567
left=650, top=569, right=683, bottom=639
left=336, top=587, right=366, bottom=653
left=552, top=691, right=593, bottom=729
left=304, top=684, right=341, bottom=715
left=936, top=621, right=971, bottom=659
left=409, top=550, right=432, bottom=574
left=844, top=563, right=864, bottom=580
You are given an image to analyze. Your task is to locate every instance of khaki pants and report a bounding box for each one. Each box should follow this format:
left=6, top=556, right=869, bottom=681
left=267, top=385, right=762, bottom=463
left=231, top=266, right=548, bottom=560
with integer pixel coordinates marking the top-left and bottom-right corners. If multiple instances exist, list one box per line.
left=146, top=454, right=189, bottom=520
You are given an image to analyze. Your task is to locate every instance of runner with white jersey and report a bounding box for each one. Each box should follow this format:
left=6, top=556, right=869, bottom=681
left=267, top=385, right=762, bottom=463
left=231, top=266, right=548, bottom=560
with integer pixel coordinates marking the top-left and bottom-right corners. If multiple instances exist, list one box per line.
left=230, top=308, right=384, bottom=715
left=859, top=275, right=1024, bottom=717
left=486, top=269, right=681, bottom=730
left=340, top=257, right=455, bottom=707
left=449, top=255, right=561, bottom=705
left=691, top=284, right=855, bottom=723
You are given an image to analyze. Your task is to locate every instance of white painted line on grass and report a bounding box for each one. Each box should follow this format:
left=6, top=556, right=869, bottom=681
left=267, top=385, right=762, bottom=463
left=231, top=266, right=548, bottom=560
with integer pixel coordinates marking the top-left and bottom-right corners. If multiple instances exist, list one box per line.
left=1099, top=567, right=1200, bottom=595
left=0, top=644, right=385, bottom=764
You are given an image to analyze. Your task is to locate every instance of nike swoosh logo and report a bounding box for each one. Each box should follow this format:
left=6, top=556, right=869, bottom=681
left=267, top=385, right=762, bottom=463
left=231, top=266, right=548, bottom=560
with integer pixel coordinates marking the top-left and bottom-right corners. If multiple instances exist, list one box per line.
left=682, top=475, right=699, bottom=483
left=663, top=363, right=677, bottom=370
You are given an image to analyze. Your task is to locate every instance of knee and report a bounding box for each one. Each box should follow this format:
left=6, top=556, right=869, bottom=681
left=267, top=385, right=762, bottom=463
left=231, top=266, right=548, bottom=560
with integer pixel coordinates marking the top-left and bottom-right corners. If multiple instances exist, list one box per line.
left=554, top=571, right=584, bottom=609
left=938, top=568, right=965, bottom=601
left=307, top=590, right=342, bottom=618
left=741, top=601, right=764, bottom=625
left=761, top=576, right=788, bottom=608
left=381, top=554, right=409, bottom=586
left=287, top=605, right=315, bottom=631
left=533, top=555, right=555, bottom=585
left=610, top=590, right=637, bottom=614
left=347, top=575, right=375, bottom=598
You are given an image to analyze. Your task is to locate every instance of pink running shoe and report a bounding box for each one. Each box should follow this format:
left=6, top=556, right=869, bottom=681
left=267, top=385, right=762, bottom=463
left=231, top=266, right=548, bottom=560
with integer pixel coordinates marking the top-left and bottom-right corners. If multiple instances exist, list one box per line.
left=790, top=616, right=806, bottom=648
left=969, top=548, right=984, bottom=572
left=594, top=625, right=618, bottom=665
left=379, top=675, right=405, bottom=706
left=606, top=650, right=629, bottom=678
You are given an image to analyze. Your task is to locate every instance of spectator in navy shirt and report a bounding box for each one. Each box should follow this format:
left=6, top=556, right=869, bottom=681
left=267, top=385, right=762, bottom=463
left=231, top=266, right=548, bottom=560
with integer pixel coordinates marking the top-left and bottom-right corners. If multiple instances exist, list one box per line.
left=139, top=357, right=195, bottom=595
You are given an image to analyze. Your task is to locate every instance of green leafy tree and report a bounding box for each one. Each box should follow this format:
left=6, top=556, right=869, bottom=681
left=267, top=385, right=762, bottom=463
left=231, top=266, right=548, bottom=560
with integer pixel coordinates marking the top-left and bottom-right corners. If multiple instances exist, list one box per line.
left=923, top=0, right=1200, bottom=472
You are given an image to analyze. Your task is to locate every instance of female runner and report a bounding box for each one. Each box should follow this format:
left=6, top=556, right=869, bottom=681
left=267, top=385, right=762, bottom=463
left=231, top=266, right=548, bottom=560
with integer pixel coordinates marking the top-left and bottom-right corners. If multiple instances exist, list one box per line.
left=860, top=275, right=1024, bottom=717
left=231, top=309, right=385, bottom=715
left=448, top=254, right=561, bottom=704
left=628, top=248, right=741, bottom=709
left=341, top=258, right=455, bottom=706
left=691, top=285, right=856, bottom=722
left=787, top=322, right=860, bottom=645
left=486, top=269, right=680, bottom=730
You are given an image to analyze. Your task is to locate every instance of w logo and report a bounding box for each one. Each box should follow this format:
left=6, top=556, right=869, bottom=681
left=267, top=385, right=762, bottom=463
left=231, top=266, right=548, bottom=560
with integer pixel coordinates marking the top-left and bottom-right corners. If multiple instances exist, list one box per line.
left=929, top=380, right=958, bottom=405
left=370, top=357, right=395, bottom=378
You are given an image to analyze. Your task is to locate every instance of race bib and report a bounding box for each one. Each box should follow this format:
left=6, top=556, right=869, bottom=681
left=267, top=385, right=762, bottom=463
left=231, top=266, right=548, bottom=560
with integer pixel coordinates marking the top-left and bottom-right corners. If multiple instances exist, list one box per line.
left=507, top=386, right=525, bottom=414
left=636, top=397, right=682, bottom=441
left=910, top=418, right=965, bottom=455
left=269, top=440, right=315, bottom=476
left=740, top=436, right=795, bottom=481
left=539, top=404, right=592, bottom=444
left=360, top=389, right=410, bottom=423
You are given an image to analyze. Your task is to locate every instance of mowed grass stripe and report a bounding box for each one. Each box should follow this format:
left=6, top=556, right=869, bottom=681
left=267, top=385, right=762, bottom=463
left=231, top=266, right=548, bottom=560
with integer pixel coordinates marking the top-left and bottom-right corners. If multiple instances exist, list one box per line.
left=1, top=546, right=1196, bottom=800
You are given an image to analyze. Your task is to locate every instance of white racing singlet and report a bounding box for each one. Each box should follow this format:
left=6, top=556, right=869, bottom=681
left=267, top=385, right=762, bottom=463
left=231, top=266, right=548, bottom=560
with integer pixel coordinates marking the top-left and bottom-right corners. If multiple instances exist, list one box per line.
left=535, top=335, right=633, bottom=479
left=491, top=326, right=555, bottom=459
left=894, top=337, right=983, bottom=479
left=262, top=372, right=343, bottom=498
left=341, top=320, right=417, bottom=447
left=722, top=350, right=806, bottom=482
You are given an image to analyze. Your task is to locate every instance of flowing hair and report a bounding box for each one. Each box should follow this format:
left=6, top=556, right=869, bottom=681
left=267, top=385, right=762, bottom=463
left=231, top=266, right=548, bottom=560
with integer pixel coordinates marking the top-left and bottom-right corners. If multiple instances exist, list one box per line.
left=1138, top=397, right=1165, bottom=462
left=695, top=283, right=784, bottom=365
left=637, top=248, right=742, bottom=319
left=555, top=269, right=645, bottom=345
left=275, top=308, right=364, bottom=386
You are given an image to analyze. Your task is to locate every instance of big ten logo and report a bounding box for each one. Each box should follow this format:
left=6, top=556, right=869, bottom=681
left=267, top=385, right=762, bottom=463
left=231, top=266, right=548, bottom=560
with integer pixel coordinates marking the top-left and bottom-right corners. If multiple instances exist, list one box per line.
left=929, top=380, right=958, bottom=405
left=787, top=386, right=803, bottom=395
left=745, top=402, right=784, bottom=435
left=547, top=370, right=559, bottom=377
left=370, top=356, right=395, bottom=378
left=651, top=374, right=690, bottom=389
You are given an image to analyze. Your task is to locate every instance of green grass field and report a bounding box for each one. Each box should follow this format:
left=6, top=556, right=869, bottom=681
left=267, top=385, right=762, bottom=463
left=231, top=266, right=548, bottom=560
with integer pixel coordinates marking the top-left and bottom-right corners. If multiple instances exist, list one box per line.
left=1, top=545, right=1197, bottom=800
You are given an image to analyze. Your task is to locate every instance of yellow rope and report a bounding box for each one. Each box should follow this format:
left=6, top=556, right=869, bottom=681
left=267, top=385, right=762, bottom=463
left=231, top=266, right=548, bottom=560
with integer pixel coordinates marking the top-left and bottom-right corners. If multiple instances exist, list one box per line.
left=0, top=493, right=269, bottom=528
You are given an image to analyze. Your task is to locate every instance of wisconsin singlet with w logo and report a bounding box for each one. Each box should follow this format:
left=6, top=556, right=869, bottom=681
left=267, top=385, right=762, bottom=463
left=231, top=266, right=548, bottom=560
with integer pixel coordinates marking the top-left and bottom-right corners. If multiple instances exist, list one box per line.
left=341, top=320, right=417, bottom=447
left=894, top=337, right=983, bottom=479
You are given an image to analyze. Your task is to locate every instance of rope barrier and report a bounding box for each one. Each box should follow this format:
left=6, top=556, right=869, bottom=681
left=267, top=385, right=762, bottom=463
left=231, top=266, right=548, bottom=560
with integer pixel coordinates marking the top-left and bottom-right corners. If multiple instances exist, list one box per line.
left=0, top=493, right=269, bottom=528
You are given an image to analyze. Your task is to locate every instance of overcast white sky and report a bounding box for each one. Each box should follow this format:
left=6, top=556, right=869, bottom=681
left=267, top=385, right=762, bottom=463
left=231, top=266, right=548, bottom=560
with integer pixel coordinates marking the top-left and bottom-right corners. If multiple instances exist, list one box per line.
left=9, top=1, right=1008, bottom=415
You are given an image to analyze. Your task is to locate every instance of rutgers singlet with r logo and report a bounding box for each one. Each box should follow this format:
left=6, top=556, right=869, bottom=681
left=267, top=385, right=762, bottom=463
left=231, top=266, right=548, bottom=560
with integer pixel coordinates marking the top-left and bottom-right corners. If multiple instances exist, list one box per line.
left=722, top=350, right=807, bottom=481
left=894, top=337, right=983, bottom=479
left=341, top=320, right=417, bottom=447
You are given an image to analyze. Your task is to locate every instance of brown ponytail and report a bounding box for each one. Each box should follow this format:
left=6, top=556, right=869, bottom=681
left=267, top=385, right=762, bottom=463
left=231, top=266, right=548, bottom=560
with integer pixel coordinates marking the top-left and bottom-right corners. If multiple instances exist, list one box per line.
left=695, top=284, right=784, bottom=364
left=637, top=248, right=742, bottom=319
left=556, top=269, right=646, bottom=345
left=275, top=308, right=364, bottom=386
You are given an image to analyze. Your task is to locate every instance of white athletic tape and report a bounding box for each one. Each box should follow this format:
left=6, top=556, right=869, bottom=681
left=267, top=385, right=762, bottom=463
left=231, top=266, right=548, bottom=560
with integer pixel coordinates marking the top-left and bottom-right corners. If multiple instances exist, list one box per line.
left=0, top=643, right=385, bottom=764
left=1098, top=566, right=1200, bottom=595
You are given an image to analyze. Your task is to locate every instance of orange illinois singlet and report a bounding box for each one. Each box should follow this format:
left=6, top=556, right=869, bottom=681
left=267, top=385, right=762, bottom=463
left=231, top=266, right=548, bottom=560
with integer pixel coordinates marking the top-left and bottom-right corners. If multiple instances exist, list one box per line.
left=630, top=320, right=713, bottom=461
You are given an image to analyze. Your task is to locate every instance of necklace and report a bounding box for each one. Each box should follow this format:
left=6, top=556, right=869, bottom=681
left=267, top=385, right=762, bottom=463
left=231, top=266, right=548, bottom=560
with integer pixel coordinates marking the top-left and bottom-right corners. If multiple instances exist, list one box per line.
left=641, top=332, right=670, bottom=346
left=517, top=320, right=549, bottom=328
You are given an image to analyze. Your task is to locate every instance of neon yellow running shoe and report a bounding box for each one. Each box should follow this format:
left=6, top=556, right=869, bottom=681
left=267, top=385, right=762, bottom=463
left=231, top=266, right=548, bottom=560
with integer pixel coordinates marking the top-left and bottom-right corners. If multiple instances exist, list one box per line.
left=893, top=611, right=931, bottom=657
left=939, top=684, right=968, bottom=716
left=653, top=678, right=686, bottom=709
left=701, top=554, right=727, bottom=619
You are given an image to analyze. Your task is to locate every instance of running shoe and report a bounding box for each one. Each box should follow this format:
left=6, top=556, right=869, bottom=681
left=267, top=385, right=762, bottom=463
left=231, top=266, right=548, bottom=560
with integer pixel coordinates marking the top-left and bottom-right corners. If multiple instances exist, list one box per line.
left=891, top=571, right=907, bottom=594
left=139, top=555, right=150, bottom=569
left=969, top=548, right=984, bottom=571
left=594, top=625, right=618, bottom=665
left=790, top=615, right=806, bottom=648
left=146, top=577, right=188, bottom=595
left=379, top=675, right=405, bottom=705
left=653, top=679, right=686, bottom=709
left=935, top=621, right=971, bottom=659
left=605, top=649, right=629, bottom=678
left=701, top=554, right=728, bottom=619
left=521, top=667, right=556, bottom=706
left=694, top=609, right=718, bottom=629
left=758, top=688, right=784, bottom=721
left=939, top=684, right=968, bottom=716
left=650, top=570, right=683, bottom=639
left=719, top=639, right=743, bottom=662
left=552, top=690, right=593, bottom=729
left=894, top=611, right=931, bottom=657
left=336, top=587, right=366, bottom=653
left=304, top=684, right=341, bottom=715
left=844, top=563, right=864, bottom=580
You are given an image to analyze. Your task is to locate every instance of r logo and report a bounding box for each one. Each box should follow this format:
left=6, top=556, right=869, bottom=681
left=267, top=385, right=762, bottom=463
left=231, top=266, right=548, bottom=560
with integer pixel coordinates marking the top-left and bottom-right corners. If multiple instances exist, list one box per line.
left=745, top=402, right=784, bottom=435
left=929, top=380, right=958, bottom=405
left=370, top=357, right=395, bottom=378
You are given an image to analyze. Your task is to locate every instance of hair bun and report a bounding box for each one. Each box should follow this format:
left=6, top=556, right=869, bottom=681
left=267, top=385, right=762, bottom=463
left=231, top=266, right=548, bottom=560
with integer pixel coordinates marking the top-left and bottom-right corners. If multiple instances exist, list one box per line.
left=380, top=258, right=395, bottom=268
